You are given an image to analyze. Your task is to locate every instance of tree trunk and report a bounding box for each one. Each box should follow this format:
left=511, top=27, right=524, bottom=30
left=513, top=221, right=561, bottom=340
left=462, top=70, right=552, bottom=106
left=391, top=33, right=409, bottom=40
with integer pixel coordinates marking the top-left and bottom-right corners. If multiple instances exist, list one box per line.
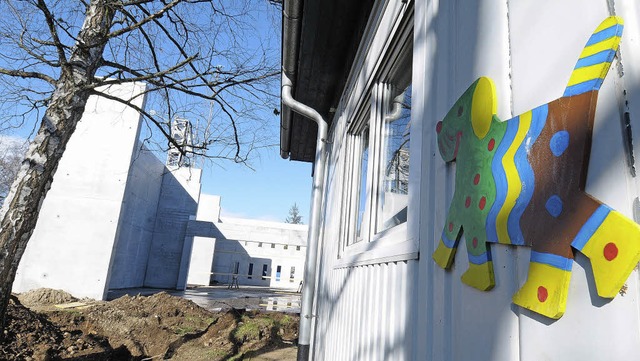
left=0, top=0, right=115, bottom=332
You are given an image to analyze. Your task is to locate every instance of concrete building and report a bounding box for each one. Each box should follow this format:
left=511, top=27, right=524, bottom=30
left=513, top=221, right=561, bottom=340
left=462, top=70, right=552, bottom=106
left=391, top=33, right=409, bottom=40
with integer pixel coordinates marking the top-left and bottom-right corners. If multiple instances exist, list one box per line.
left=280, top=0, right=640, bottom=360
left=186, top=194, right=307, bottom=290
left=12, top=83, right=307, bottom=300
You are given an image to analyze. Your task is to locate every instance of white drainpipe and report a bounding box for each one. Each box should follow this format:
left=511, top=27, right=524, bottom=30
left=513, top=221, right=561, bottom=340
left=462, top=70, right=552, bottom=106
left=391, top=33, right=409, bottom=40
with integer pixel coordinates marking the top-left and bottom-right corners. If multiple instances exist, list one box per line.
left=281, top=73, right=327, bottom=361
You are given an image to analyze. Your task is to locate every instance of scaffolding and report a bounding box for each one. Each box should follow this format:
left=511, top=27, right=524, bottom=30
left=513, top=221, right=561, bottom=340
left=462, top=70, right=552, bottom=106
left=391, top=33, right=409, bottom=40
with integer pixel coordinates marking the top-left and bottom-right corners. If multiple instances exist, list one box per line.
left=166, top=118, right=193, bottom=168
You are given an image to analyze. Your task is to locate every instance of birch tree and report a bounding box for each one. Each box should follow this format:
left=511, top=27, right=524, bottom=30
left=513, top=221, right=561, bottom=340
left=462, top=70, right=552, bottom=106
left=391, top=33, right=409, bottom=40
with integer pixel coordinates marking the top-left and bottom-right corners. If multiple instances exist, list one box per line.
left=0, top=0, right=278, bottom=331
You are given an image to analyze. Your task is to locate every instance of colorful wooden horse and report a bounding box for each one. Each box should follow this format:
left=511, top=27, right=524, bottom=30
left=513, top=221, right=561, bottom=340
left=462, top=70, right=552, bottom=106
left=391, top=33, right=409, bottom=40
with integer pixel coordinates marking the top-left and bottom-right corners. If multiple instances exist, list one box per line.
left=433, top=16, right=640, bottom=319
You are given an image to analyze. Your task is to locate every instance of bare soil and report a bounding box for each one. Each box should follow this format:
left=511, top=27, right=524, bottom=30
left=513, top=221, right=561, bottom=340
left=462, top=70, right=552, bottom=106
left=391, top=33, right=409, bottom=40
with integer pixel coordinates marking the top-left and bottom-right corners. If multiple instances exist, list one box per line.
left=0, top=289, right=298, bottom=360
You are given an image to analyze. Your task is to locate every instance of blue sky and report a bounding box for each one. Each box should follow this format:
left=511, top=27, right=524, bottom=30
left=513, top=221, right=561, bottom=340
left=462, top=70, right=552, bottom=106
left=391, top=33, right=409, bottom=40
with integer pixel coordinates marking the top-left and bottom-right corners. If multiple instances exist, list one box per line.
left=203, top=151, right=312, bottom=222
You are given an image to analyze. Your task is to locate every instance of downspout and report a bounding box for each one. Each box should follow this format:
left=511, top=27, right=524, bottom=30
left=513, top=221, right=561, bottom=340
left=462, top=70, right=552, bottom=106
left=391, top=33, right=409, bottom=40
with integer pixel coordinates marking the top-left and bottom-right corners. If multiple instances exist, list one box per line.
left=281, top=1, right=326, bottom=359
left=282, top=73, right=327, bottom=361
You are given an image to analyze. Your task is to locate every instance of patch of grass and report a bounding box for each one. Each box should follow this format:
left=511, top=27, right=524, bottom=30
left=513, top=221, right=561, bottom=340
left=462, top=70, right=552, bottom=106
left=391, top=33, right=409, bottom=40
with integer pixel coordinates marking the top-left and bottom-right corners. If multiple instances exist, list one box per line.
left=174, top=325, right=197, bottom=335
left=233, top=315, right=275, bottom=342
left=205, top=348, right=229, bottom=359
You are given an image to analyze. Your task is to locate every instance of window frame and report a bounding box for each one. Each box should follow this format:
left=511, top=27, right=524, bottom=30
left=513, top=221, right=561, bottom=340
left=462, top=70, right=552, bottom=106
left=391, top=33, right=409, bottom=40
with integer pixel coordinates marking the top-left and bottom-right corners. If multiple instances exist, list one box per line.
left=335, top=3, right=418, bottom=267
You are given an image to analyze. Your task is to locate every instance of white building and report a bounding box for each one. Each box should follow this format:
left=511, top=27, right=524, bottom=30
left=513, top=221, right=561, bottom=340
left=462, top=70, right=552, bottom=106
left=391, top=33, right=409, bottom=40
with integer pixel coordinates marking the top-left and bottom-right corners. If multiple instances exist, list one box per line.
left=280, top=0, right=640, bottom=360
left=186, top=194, right=308, bottom=290
left=12, top=83, right=308, bottom=300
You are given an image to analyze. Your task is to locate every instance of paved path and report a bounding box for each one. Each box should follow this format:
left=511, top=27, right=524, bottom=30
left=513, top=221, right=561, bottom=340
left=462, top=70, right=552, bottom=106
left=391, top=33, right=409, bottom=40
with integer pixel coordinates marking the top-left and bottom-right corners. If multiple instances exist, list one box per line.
left=247, top=346, right=297, bottom=360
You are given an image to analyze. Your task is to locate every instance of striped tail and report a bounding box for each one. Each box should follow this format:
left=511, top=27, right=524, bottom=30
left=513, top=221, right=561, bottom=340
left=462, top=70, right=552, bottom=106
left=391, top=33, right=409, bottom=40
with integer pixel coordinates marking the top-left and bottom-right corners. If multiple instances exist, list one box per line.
left=564, top=16, right=624, bottom=97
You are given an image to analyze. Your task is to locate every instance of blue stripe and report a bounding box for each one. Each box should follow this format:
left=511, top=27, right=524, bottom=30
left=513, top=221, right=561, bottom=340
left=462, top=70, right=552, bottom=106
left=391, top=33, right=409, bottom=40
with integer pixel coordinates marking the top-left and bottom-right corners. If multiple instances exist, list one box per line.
left=469, top=251, right=491, bottom=265
left=441, top=229, right=457, bottom=249
left=571, top=205, right=611, bottom=250
left=575, top=50, right=616, bottom=69
left=530, top=251, right=573, bottom=271
left=507, top=105, right=548, bottom=245
left=585, top=24, right=623, bottom=46
left=486, top=118, right=519, bottom=243
left=563, top=78, right=602, bottom=97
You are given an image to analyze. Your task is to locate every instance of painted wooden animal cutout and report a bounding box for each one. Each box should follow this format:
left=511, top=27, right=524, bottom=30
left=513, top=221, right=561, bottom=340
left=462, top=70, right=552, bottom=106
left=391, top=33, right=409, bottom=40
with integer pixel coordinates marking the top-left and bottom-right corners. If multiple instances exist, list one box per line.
left=432, top=16, right=640, bottom=319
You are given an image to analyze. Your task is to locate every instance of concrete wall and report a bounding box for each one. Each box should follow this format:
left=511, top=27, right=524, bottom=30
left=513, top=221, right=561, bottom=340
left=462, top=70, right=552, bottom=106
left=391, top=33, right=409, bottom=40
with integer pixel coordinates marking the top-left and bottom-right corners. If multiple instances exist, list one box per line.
left=210, top=238, right=306, bottom=289
left=210, top=218, right=307, bottom=289
left=144, top=167, right=202, bottom=289
left=13, top=83, right=146, bottom=300
left=107, top=144, right=165, bottom=289
left=183, top=194, right=308, bottom=289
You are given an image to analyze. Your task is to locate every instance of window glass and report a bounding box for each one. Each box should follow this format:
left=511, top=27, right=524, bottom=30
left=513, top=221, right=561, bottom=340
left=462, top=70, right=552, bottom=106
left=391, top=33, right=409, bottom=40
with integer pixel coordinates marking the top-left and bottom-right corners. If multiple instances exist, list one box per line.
left=355, top=127, right=370, bottom=241
left=377, top=84, right=411, bottom=232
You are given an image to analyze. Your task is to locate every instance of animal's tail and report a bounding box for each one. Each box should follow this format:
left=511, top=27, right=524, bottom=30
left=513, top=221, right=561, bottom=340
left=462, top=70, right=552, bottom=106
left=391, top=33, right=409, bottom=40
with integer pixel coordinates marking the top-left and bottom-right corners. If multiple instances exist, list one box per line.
left=563, top=16, right=624, bottom=97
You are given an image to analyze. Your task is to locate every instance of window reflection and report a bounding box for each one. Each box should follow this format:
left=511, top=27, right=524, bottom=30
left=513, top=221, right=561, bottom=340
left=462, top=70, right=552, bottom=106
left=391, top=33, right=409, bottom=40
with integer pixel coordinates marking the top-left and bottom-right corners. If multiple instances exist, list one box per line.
left=377, top=84, right=411, bottom=232
left=356, top=127, right=370, bottom=241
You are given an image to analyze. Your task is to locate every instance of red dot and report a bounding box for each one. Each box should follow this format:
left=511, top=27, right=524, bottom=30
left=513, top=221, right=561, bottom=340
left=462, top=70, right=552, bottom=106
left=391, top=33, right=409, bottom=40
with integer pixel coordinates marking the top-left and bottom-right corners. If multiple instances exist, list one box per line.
left=478, top=196, right=487, bottom=210
left=488, top=138, right=496, bottom=151
left=537, top=286, right=548, bottom=302
left=448, top=222, right=454, bottom=232
left=436, top=121, right=443, bottom=134
left=604, top=242, right=618, bottom=261
left=473, top=174, right=480, bottom=185
left=472, top=237, right=478, bottom=248
left=465, top=196, right=471, bottom=208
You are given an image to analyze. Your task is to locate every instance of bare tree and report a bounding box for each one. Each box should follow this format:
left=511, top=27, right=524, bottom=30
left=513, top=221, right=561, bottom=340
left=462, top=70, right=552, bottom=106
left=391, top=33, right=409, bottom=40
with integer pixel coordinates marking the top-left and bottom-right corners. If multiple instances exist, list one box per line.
left=0, top=140, right=28, bottom=207
left=0, top=0, right=279, bottom=331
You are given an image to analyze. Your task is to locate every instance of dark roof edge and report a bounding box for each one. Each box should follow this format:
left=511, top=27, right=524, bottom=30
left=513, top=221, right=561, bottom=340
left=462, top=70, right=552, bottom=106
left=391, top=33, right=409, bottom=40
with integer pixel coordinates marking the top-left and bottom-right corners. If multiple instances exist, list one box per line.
left=279, top=0, right=303, bottom=159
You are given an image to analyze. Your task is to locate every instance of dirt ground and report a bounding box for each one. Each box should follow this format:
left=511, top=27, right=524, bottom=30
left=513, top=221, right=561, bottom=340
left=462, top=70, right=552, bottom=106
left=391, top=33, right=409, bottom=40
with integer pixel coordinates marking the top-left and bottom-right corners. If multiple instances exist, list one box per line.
left=0, top=288, right=299, bottom=360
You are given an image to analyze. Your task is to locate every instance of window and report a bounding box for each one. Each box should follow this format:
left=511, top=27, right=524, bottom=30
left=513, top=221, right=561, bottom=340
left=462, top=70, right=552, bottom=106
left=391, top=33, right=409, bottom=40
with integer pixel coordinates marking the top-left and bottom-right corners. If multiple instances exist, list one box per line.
left=290, top=266, right=295, bottom=282
left=271, top=243, right=276, bottom=249
left=248, top=263, right=253, bottom=279
left=377, top=83, right=411, bottom=233
left=261, top=264, right=268, bottom=280
left=258, top=242, right=262, bottom=248
left=276, top=265, right=281, bottom=281
left=284, top=244, right=289, bottom=250
left=337, top=6, right=418, bottom=266
left=296, top=246, right=301, bottom=251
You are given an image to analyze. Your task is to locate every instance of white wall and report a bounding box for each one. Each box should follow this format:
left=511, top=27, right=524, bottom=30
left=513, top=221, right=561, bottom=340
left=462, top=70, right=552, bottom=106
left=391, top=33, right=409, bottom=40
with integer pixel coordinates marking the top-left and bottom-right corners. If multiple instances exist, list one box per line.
left=311, top=1, right=640, bottom=360
left=13, top=82, right=146, bottom=300
left=107, top=144, right=165, bottom=289
left=183, top=195, right=308, bottom=289
left=144, top=167, right=201, bottom=289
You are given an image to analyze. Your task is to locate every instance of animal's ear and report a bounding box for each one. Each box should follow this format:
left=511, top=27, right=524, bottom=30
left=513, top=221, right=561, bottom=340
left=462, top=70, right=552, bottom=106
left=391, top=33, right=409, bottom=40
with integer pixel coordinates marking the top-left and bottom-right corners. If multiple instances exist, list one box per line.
left=471, top=77, right=497, bottom=139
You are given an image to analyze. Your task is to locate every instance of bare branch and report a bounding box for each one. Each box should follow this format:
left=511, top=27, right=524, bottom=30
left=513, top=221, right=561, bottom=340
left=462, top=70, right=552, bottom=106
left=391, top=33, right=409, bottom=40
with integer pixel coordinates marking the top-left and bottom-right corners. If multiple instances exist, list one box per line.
left=0, top=67, right=56, bottom=85
left=35, top=0, right=68, bottom=65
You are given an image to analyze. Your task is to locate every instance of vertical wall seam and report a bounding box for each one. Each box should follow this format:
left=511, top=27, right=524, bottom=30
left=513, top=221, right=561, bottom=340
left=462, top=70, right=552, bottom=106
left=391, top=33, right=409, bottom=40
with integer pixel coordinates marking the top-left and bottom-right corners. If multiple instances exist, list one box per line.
left=505, top=0, right=514, bottom=119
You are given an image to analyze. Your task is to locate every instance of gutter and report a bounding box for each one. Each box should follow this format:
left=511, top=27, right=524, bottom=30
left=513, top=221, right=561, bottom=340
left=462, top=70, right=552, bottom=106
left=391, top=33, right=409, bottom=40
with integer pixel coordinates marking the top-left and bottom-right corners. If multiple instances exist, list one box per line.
left=281, top=2, right=327, bottom=360
left=280, top=0, right=303, bottom=159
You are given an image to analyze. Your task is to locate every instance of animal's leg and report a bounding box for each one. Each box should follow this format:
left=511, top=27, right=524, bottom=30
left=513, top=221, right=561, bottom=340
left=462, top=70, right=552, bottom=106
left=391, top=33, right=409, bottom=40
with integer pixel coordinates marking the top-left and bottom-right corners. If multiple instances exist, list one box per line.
left=460, top=234, right=495, bottom=291
left=571, top=203, right=640, bottom=298
left=512, top=250, right=573, bottom=319
left=433, top=218, right=462, bottom=269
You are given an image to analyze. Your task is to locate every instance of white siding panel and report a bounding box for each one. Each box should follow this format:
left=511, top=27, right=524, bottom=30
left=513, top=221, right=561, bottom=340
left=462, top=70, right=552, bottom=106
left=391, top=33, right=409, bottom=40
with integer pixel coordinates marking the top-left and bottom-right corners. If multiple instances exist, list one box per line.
left=310, top=0, right=640, bottom=360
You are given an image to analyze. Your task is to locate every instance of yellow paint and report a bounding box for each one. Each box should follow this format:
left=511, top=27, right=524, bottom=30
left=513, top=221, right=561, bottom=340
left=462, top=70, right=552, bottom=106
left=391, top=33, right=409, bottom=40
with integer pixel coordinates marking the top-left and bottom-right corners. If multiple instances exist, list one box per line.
left=433, top=240, right=456, bottom=269
left=471, top=77, right=497, bottom=139
left=567, top=63, right=610, bottom=86
left=496, top=111, right=532, bottom=244
left=579, top=36, right=621, bottom=59
left=581, top=210, right=640, bottom=298
left=461, top=262, right=495, bottom=291
left=512, top=261, right=571, bottom=319
left=594, top=16, right=623, bottom=33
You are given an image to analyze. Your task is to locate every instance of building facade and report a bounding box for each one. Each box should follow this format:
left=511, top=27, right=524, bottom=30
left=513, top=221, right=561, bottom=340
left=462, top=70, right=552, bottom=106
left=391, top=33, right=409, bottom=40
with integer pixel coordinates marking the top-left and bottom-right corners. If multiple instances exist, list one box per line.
left=12, top=83, right=307, bottom=300
left=281, top=0, right=640, bottom=360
